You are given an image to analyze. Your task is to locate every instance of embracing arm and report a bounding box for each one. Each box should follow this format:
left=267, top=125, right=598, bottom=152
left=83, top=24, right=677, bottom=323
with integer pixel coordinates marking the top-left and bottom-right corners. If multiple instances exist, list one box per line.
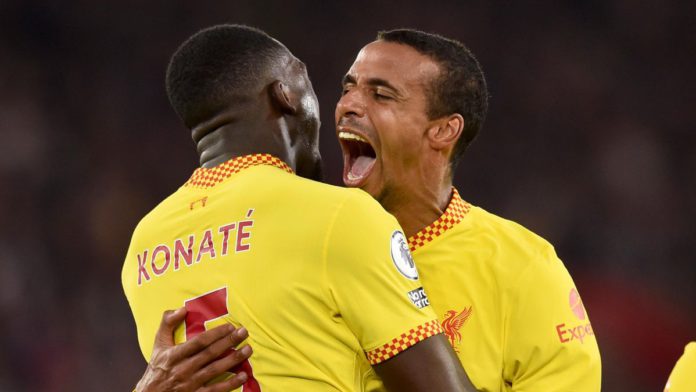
left=134, top=308, right=252, bottom=392
left=374, top=333, right=477, bottom=392
left=327, top=193, right=478, bottom=391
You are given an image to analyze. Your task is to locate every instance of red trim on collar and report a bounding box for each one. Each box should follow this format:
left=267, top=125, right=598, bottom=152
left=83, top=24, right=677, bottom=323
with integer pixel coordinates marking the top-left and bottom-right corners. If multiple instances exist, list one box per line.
left=407, top=188, right=470, bottom=252
left=183, top=154, right=292, bottom=189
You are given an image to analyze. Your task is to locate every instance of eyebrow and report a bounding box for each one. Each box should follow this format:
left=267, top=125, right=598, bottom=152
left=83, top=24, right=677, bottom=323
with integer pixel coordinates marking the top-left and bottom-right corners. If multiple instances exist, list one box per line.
left=342, top=74, right=401, bottom=94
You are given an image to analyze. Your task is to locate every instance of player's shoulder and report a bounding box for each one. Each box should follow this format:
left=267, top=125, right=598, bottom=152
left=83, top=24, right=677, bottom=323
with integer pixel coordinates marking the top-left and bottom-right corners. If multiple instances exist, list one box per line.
left=129, top=189, right=184, bottom=238
left=282, top=178, right=400, bottom=256
left=286, top=174, right=392, bottom=217
left=467, top=205, right=554, bottom=255
left=466, top=207, right=585, bottom=309
left=217, top=165, right=377, bottom=216
left=459, top=204, right=565, bottom=280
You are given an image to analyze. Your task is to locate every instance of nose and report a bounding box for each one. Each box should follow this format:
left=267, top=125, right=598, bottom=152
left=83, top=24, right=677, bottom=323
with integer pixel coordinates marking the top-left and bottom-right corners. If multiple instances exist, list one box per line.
left=336, top=88, right=366, bottom=120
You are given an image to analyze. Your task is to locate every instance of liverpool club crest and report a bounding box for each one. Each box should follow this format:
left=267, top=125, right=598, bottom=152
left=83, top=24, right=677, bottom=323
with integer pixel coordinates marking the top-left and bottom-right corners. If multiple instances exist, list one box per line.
left=442, top=307, right=473, bottom=352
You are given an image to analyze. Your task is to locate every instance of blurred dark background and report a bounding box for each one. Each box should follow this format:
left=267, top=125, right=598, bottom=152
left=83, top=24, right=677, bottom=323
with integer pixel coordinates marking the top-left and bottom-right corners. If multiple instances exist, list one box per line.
left=1, top=1, right=694, bottom=391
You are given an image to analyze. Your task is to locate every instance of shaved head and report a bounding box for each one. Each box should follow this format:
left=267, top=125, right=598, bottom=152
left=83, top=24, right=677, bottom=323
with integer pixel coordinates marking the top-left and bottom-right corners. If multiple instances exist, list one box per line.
left=166, top=24, right=288, bottom=128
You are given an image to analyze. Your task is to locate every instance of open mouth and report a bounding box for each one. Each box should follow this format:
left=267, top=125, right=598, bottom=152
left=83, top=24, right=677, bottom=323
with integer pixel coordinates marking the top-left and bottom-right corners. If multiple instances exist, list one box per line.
left=338, top=131, right=377, bottom=187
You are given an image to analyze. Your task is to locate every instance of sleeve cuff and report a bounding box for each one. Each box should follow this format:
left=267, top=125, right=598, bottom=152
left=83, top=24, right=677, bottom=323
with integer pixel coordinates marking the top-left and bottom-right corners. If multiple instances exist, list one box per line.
left=365, top=319, right=443, bottom=365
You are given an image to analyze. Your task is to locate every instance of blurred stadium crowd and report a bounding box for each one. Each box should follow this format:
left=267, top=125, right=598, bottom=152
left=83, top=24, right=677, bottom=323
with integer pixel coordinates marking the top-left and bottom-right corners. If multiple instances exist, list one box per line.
left=0, top=1, right=693, bottom=391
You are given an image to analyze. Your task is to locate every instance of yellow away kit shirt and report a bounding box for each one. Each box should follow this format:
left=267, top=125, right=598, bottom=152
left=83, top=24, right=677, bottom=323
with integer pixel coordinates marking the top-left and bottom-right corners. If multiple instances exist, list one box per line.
left=122, top=154, right=441, bottom=391
left=410, top=188, right=601, bottom=392
left=664, top=342, right=696, bottom=392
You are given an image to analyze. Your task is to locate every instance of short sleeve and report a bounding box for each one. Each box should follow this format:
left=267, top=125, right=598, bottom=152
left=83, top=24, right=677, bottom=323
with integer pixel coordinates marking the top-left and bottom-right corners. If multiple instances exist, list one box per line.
left=504, top=246, right=602, bottom=391
left=324, top=190, right=442, bottom=365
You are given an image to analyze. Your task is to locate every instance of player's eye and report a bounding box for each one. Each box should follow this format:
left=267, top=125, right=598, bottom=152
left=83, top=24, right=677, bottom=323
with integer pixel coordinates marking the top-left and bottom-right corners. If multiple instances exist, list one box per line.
left=374, top=91, right=393, bottom=100
left=341, top=84, right=354, bottom=96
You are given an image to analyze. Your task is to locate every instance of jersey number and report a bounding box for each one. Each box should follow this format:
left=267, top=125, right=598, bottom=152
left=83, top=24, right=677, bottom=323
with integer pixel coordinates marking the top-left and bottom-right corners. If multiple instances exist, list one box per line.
left=185, top=287, right=261, bottom=392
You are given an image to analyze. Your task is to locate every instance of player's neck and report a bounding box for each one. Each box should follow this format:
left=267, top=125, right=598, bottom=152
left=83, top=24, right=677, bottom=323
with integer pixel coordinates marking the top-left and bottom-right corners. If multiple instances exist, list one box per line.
left=192, top=105, right=293, bottom=169
left=197, top=136, right=253, bottom=168
left=195, top=124, right=290, bottom=169
left=381, top=180, right=453, bottom=239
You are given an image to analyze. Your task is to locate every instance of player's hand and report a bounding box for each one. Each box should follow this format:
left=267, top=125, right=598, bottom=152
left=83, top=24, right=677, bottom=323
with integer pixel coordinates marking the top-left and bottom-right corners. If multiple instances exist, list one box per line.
left=135, top=307, right=252, bottom=392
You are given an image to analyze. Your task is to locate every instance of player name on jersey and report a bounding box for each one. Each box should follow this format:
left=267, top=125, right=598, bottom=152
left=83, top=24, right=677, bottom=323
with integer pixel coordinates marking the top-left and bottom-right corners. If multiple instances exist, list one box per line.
left=136, top=209, right=255, bottom=285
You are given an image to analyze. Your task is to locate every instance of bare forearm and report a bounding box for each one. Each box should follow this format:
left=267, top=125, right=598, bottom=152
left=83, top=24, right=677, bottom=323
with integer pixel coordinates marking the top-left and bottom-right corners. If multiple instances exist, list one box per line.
left=374, top=334, right=476, bottom=392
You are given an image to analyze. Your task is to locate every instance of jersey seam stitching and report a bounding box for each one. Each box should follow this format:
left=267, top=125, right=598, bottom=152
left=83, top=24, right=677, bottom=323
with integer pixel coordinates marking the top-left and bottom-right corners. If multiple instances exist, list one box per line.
left=320, top=191, right=357, bottom=315
left=502, top=247, right=545, bottom=384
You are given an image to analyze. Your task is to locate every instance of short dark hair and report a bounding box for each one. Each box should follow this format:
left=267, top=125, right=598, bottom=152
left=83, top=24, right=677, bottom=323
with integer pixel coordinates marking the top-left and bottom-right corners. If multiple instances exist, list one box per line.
left=166, top=24, right=286, bottom=127
left=377, top=29, right=489, bottom=167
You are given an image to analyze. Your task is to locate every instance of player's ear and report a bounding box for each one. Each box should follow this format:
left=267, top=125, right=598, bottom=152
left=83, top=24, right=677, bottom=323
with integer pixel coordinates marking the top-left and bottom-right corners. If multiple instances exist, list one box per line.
left=427, top=113, right=464, bottom=151
left=270, top=80, right=298, bottom=115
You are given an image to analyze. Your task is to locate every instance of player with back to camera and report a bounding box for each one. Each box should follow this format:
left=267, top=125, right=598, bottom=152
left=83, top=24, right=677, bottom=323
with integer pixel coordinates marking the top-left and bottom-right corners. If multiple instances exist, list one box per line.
left=122, top=24, right=475, bottom=392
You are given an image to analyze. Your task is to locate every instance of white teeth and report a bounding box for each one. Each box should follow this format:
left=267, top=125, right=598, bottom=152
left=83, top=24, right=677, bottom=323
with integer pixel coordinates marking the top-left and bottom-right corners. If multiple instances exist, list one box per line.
left=338, top=131, right=368, bottom=143
left=347, top=172, right=359, bottom=181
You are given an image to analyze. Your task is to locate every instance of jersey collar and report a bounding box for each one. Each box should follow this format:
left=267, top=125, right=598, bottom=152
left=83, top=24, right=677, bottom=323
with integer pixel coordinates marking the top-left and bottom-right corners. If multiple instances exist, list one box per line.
left=184, top=154, right=293, bottom=189
left=407, top=188, right=471, bottom=252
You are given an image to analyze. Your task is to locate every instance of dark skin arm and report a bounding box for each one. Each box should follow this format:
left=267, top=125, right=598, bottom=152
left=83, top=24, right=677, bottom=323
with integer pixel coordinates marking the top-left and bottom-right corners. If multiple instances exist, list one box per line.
left=137, top=311, right=474, bottom=391
left=135, top=308, right=252, bottom=392
left=374, top=333, right=477, bottom=392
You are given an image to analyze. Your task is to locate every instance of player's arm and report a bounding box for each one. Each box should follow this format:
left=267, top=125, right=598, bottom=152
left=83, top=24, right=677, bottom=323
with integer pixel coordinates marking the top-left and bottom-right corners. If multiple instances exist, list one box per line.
left=326, top=191, right=476, bottom=392
left=374, top=333, right=475, bottom=391
left=504, top=248, right=601, bottom=391
left=134, top=308, right=252, bottom=392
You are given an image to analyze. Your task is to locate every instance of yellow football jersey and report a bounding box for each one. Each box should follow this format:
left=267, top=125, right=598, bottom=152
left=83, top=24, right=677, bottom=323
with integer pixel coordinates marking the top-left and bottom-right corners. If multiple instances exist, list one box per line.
left=122, top=154, right=441, bottom=391
left=410, top=188, right=601, bottom=392
left=665, top=342, right=696, bottom=392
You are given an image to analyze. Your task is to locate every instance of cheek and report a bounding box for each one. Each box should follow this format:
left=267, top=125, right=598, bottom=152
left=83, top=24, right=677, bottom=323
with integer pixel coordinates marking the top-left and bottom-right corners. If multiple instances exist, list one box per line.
left=378, top=114, right=422, bottom=152
left=302, top=94, right=319, bottom=119
left=371, top=107, right=425, bottom=165
left=379, top=126, right=423, bottom=174
left=333, top=100, right=342, bottom=122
